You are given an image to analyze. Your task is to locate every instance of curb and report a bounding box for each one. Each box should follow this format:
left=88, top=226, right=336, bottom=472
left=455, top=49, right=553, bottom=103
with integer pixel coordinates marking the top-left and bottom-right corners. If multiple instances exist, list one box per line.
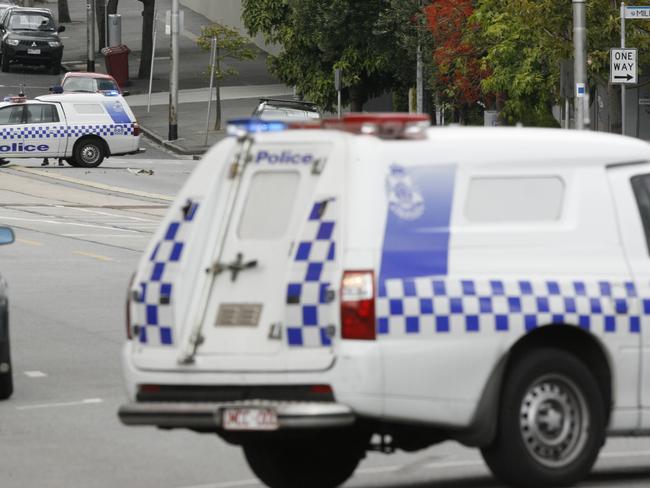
left=139, top=124, right=208, bottom=157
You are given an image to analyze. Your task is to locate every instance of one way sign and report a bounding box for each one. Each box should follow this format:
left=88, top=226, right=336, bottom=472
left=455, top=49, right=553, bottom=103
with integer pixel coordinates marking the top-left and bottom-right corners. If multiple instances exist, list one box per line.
left=610, top=48, right=638, bottom=85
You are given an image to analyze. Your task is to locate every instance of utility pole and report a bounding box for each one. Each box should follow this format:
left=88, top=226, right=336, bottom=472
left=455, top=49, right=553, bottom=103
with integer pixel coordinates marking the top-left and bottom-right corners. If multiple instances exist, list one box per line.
left=169, top=0, right=179, bottom=141
left=572, top=0, right=587, bottom=129
left=168, top=0, right=179, bottom=141
left=416, top=0, right=424, bottom=113
left=86, top=0, right=96, bottom=72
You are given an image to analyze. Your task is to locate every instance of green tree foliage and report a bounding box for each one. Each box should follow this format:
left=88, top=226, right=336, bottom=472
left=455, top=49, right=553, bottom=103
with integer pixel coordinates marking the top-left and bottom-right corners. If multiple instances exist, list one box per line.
left=471, top=0, right=650, bottom=127
left=242, top=0, right=414, bottom=111
left=197, top=25, right=256, bottom=130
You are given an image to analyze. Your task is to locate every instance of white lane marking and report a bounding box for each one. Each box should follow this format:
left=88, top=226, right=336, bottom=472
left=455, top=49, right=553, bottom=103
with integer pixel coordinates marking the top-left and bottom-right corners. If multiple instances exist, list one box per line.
left=600, top=449, right=650, bottom=459
left=62, top=234, right=147, bottom=238
left=15, top=398, right=104, bottom=410
left=177, top=480, right=259, bottom=488
left=0, top=216, right=139, bottom=232
left=23, top=370, right=47, bottom=378
left=72, top=207, right=158, bottom=222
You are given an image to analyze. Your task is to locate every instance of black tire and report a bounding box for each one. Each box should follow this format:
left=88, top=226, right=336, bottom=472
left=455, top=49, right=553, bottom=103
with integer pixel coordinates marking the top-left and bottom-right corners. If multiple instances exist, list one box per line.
left=1, top=54, right=10, bottom=73
left=65, top=158, right=79, bottom=167
left=243, top=435, right=365, bottom=488
left=481, top=348, right=605, bottom=488
left=73, top=137, right=105, bottom=168
left=0, top=303, right=13, bottom=400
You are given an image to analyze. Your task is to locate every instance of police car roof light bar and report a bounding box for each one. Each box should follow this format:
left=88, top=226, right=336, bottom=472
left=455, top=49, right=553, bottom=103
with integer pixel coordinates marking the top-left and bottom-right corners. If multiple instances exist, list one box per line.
left=226, top=118, right=288, bottom=136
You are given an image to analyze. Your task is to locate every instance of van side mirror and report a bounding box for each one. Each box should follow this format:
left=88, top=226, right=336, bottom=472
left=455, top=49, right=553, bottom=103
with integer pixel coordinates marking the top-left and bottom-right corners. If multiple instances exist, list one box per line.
left=0, top=227, right=14, bottom=245
left=57, top=25, right=65, bottom=33
left=49, top=85, right=63, bottom=94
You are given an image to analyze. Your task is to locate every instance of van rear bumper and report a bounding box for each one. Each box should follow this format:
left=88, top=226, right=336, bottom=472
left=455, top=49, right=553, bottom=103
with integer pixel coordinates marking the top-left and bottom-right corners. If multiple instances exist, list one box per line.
left=118, top=400, right=355, bottom=430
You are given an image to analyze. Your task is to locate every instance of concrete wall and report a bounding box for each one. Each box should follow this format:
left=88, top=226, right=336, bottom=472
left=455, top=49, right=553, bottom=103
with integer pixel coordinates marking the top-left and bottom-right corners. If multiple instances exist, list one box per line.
left=180, top=0, right=280, bottom=55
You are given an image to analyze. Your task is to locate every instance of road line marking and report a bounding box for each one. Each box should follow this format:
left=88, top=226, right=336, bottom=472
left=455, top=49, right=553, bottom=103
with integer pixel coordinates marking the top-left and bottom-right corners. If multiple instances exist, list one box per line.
left=74, top=251, right=115, bottom=262
left=24, top=370, right=47, bottom=378
left=1, top=215, right=139, bottom=232
left=62, top=234, right=147, bottom=238
left=10, top=166, right=174, bottom=202
left=178, top=480, right=259, bottom=488
left=16, top=238, right=43, bottom=246
left=16, top=398, right=104, bottom=410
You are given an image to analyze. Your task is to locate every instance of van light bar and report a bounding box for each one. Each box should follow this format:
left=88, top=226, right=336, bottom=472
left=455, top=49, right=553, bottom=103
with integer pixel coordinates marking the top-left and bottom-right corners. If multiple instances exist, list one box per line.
left=227, top=118, right=288, bottom=136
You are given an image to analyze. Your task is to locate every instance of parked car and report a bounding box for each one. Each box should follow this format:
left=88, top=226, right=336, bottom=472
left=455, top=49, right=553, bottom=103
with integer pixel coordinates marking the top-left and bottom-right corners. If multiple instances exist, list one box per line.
left=0, top=7, right=64, bottom=74
left=0, top=225, right=14, bottom=400
left=252, top=97, right=321, bottom=122
left=58, top=72, right=129, bottom=96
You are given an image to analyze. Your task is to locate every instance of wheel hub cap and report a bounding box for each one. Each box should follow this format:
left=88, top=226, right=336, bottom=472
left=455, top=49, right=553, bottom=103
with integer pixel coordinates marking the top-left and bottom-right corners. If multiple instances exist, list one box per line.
left=519, top=374, right=589, bottom=468
left=81, top=145, right=99, bottom=164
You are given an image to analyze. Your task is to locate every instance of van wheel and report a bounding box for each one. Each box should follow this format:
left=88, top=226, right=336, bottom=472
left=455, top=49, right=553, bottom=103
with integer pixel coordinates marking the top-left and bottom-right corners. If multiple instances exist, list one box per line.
left=0, top=304, right=12, bottom=400
left=243, top=435, right=365, bottom=488
left=481, top=348, right=605, bottom=488
left=73, top=138, right=105, bottom=168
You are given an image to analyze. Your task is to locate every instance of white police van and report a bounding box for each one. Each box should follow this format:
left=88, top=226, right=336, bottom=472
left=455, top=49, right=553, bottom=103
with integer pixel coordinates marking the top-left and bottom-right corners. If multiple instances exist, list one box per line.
left=0, top=91, right=140, bottom=167
left=118, top=114, right=650, bottom=488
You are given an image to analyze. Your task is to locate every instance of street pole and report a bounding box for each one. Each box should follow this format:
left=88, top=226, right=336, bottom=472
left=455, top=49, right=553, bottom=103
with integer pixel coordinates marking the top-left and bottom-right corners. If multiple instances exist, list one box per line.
left=169, top=0, right=179, bottom=141
left=621, top=2, right=627, bottom=136
left=416, top=0, right=424, bottom=113
left=204, top=37, right=217, bottom=147
left=86, top=0, right=95, bottom=72
left=147, top=9, right=158, bottom=113
left=572, top=0, right=587, bottom=130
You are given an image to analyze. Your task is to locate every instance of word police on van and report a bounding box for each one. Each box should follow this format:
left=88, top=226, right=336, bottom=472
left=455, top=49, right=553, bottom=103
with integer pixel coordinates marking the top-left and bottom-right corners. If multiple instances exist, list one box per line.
left=119, top=113, right=650, bottom=488
left=0, top=91, right=141, bottom=167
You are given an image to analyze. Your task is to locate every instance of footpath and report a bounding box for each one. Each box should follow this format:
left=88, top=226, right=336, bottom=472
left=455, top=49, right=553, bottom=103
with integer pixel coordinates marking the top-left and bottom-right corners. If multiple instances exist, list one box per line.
left=37, top=0, right=293, bottom=155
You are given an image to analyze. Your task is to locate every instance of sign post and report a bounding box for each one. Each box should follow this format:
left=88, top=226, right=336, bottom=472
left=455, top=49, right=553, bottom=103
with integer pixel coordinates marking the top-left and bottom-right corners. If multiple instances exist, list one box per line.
left=619, top=3, right=648, bottom=135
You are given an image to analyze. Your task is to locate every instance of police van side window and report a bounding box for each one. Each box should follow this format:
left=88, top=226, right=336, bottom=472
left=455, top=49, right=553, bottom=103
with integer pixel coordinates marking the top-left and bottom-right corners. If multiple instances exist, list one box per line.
left=464, top=176, right=564, bottom=223
left=0, top=106, right=24, bottom=125
left=631, top=174, right=650, bottom=255
left=25, top=104, right=59, bottom=124
left=73, top=104, right=104, bottom=115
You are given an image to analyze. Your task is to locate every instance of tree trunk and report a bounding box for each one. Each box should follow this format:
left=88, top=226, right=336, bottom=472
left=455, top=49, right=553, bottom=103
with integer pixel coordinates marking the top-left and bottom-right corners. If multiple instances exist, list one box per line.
left=138, top=0, right=155, bottom=79
left=58, top=0, right=71, bottom=23
left=214, top=49, right=222, bottom=131
left=108, top=0, right=118, bottom=15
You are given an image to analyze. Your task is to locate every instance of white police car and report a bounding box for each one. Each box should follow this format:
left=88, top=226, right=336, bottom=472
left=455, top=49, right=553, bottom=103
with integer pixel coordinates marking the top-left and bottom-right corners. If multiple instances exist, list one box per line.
left=118, top=114, right=650, bottom=488
left=0, top=91, right=140, bottom=167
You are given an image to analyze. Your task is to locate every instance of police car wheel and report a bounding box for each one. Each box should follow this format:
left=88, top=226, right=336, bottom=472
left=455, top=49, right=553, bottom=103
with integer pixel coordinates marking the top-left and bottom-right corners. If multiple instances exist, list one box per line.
left=243, top=436, right=364, bottom=488
left=481, top=348, right=604, bottom=488
left=74, top=138, right=105, bottom=168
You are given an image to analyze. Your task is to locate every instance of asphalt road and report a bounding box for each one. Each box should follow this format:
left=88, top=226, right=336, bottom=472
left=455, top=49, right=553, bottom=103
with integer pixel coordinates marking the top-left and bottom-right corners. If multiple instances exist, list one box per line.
left=2, top=148, right=650, bottom=488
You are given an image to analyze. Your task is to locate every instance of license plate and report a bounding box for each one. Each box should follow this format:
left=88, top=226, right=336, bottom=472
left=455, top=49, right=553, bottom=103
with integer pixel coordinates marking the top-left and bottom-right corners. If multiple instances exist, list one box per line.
left=222, top=408, right=278, bottom=431
left=27, top=49, right=40, bottom=55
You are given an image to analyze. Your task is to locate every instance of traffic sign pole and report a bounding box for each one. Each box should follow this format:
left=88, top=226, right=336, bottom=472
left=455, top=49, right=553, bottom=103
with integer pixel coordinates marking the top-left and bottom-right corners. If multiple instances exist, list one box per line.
left=573, top=0, right=587, bottom=130
left=621, top=2, right=626, bottom=136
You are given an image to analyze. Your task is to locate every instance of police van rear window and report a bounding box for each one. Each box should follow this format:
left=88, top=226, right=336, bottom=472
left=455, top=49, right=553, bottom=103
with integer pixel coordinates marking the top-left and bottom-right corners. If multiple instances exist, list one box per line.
left=238, top=171, right=300, bottom=239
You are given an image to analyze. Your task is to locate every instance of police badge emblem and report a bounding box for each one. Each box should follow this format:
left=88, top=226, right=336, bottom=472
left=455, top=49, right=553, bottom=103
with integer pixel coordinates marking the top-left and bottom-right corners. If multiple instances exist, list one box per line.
left=386, top=164, right=425, bottom=220
left=114, top=125, right=124, bottom=135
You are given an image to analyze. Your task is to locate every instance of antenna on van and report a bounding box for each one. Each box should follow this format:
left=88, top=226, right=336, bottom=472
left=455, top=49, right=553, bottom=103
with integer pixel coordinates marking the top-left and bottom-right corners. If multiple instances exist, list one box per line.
left=18, top=84, right=25, bottom=97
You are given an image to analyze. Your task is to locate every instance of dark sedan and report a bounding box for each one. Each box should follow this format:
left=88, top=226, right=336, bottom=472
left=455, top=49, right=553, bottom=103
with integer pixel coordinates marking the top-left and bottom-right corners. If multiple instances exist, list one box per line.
left=0, top=225, right=14, bottom=399
left=0, top=7, right=64, bottom=74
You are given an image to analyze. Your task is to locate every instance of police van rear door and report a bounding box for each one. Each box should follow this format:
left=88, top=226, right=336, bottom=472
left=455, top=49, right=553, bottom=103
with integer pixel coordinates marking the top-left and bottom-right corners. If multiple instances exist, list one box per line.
left=180, top=132, right=340, bottom=371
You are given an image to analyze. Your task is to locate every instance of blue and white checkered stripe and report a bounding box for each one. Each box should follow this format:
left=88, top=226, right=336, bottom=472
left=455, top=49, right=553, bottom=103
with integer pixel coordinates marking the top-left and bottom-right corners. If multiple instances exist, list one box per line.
left=285, top=198, right=337, bottom=347
left=377, top=278, right=641, bottom=336
left=134, top=201, right=200, bottom=346
left=0, top=124, right=132, bottom=140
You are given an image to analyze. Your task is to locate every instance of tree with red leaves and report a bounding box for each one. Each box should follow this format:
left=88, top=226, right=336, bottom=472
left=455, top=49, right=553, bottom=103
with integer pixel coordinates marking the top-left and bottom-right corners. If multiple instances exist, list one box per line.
left=425, top=0, right=489, bottom=123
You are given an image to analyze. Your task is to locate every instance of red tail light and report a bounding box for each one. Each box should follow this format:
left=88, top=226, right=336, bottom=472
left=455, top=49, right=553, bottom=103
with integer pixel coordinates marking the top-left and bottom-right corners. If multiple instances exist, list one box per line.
left=132, top=122, right=140, bottom=136
left=340, top=270, right=376, bottom=340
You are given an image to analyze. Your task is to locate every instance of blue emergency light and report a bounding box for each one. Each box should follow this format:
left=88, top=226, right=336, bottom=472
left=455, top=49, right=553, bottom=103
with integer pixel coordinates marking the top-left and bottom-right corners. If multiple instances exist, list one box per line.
left=101, top=90, right=120, bottom=97
left=226, top=118, right=287, bottom=136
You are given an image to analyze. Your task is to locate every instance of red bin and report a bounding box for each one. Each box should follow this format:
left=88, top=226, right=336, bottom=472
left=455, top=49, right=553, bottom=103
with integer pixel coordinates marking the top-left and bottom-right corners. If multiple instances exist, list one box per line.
left=101, top=45, right=131, bottom=87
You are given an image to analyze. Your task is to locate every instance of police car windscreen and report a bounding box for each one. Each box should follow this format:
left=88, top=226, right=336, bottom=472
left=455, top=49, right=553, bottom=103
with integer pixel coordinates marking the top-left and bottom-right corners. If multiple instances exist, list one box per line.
left=10, top=13, right=55, bottom=31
